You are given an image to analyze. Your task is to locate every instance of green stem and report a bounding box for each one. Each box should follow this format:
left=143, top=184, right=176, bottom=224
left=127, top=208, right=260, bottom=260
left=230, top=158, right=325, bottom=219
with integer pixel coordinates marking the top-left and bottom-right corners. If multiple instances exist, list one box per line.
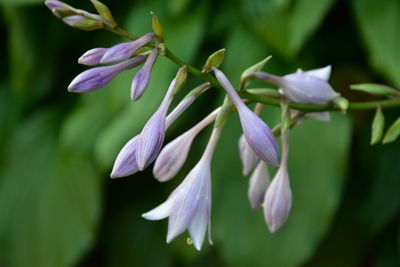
left=112, top=28, right=400, bottom=112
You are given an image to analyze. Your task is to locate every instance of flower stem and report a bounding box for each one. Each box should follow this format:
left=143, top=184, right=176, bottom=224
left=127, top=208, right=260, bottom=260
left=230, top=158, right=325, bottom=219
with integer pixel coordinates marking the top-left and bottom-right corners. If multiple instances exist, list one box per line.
left=110, top=27, right=400, bottom=112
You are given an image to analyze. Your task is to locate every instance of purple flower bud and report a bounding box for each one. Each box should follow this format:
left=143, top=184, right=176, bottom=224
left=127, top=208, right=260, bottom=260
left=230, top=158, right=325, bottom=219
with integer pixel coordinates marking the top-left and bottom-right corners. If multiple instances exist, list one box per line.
left=142, top=126, right=222, bottom=250
left=68, top=55, right=146, bottom=93
left=131, top=49, right=159, bottom=100
left=78, top=48, right=108, bottom=66
left=45, top=0, right=68, bottom=9
left=100, top=33, right=155, bottom=64
left=110, top=84, right=208, bottom=178
left=238, top=135, right=259, bottom=176
left=212, top=67, right=279, bottom=167
left=110, top=136, right=139, bottom=178
left=136, top=73, right=179, bottom=170
left=301, top=65, right=331, bottom=81
left=248, top=161, right=270, bottom=210
left=263, top=131, right=292, bottom=232
left=153, top=108, right=220, bottom=182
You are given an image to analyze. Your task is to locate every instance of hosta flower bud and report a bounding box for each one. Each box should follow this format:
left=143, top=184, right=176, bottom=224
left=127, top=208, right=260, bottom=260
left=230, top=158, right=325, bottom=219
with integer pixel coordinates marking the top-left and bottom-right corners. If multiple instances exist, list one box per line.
left=142, top=126, right=222, bottom=251
left=45, top=0, right=73, bottom=18
left=78, top=48, right=108, bottom=66
left=68, top=55, right=147, bottom=93
left=238, top=135, right=259, bottom=176
left=136, top=67, right=186, bottom=170
left=212, top=67, right=279, bottom=167
left=263, top=131, right=292, bottom=232
left=62, top=15, right=104, bottom=31
left=111, top=83, right=209, bottom=178
left=248, top=161, right=270, bottom=210
left=153, top=108, right=220, bottom=182
left=100, top=33, right=155, bottom=64
left=131, top=49, right=159, bottom=100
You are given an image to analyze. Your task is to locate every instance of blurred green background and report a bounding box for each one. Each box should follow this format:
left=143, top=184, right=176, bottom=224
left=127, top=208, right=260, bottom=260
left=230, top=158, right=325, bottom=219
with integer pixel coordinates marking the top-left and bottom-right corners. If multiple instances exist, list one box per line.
left=0, top=0, right=399, bottom=266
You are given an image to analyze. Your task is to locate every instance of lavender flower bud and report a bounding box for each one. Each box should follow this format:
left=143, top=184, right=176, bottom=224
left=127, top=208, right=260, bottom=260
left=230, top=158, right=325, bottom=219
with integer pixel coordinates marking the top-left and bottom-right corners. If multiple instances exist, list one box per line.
left=131, top=49, right=158, bottom=100
left=212, top=67, right=279, bottom=167
left=68, top=55, right=146, bottom=93
left=100, top=33, right=155, bottom=64
left=136, top=68, right=184, bottom=170
left=111, top=83, right=209, bottom=178
left=45, top=0, right=68, bottom=9
left=153, top=108, right=220, bottom=182
left=238, top=135, right=259, bottom=176
left=248, top=161, right=270, bottom=210
left=142, top=126, right=222, bottom=250
left=110, top=136, right=139, bottom=178
left=263, top=131, right=292, bottom=232
left=301, top=65, right=331, bottom=81
left=62, top=15, right=104, bottom=31
left=78, top=48, right=108, bottom=66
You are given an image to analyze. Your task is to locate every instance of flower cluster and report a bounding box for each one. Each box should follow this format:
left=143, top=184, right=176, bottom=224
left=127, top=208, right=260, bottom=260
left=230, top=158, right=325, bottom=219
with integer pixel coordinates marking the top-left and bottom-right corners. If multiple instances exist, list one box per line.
left=46, top=0, right=344, bottom=251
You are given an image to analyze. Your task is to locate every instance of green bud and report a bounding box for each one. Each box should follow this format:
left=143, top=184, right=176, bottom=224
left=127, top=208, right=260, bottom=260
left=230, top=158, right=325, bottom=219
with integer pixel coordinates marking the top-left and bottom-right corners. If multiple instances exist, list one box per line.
left=151, top=12, right=164, bottom=42
left=350, top=83, right=400, bottom=97
left=214, top=96, right=233, bottom=127
left=382, top=116, right=400, bottom=144
left=240, top=56, right=272, bottom=89
left=333, top=97, right=349, bottom=113
left=173, top=66, right=188, bottom=95
left=202, top=49, right=225, bottom=72
left=91, top=0, right=117, bottom=27
left=370, top=105, right=385, bottom=145
left=62, top=15, right=104, bottom=31
left=186, top=83, right=211, bottom=98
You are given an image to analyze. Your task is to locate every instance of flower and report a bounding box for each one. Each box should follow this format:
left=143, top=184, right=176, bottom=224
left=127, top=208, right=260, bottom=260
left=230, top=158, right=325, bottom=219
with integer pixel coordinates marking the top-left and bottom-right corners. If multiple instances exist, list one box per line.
left=131, top=49, right=158, bottom=100
left=263, top=130, right=292, bottom=232
left=68, top=55, right=147, bottom=92
left=153, top=108, right=220, bottom=182
left=100, top=33, right=155, bottom=64
left=212, top=67, right=279, bottom=167
left=111, top=83, right=209, bottom=178
left=238, top=135, right=259, bottom=176
left=250, top=67, right=339, bottom=105
left=45, top=0, right=71, bottom=18
left=142, top=126, right=222, bottom=250
left=78, top=48, right=108, bottom=66
left=248, top=161, right=270, bottom=210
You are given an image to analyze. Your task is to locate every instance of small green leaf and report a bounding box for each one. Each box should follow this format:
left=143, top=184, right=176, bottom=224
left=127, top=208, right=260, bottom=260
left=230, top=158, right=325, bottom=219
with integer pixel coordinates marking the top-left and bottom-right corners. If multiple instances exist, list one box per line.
left=151, top=12, right=164, bottom=42
left=333, top=97, right=349, bottom=112
left=240, top=56, right=272, bottom=89
left=172, top=66, right=188, bottom=95
left=350, top=83, right=400, bottom=97
left=382, top=116, right=400, bottom=144
left=91, top=0, right=117, bottom=27
left=370, top=105, right=385, bottom=145
left=202, top=48, right=226, bottom=72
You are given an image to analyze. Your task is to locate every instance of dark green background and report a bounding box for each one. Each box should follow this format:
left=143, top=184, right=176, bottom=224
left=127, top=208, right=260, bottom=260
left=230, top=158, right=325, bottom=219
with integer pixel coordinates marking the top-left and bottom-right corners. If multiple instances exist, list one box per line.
left=0, top=0, right=399, bottom=266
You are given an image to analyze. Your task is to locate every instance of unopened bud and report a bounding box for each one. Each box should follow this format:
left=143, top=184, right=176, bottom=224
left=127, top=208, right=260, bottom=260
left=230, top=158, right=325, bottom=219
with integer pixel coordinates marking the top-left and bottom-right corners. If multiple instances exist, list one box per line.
left=151, top=12, right=164, bottom=42
left=202, top=49, right=225, bottom=72
left=91, top=0, right=117, bottom=27
left=62, top=15, right=104, bottom=31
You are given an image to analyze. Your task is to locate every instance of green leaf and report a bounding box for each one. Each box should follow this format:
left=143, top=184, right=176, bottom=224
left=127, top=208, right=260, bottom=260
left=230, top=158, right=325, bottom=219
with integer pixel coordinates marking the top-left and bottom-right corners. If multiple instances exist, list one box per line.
left=0, top=111, right=101, bottom=267
left=241, top=0, right=336, bottom=57
left=202, top=48, right=226, bottom=72
left=353, top=0, right=400, bottom=87
left=91, top=0, right=117, bottom=27
left=370, top=105, right=385, bottom=145
left=350, top=83, right=400, bottom=97
left=382, top=116, right=400, bottom=144
left=214, top=112, right=350, bottom=267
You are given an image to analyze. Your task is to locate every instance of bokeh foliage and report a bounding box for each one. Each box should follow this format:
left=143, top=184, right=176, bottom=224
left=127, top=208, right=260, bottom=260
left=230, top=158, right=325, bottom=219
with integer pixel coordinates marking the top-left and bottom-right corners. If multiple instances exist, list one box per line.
left=0, top=0, right=399, bottom=267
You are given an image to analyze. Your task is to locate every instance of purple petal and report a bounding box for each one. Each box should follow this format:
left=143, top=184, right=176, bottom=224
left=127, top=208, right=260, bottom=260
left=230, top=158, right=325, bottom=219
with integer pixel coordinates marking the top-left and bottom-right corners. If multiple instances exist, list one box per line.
left=110, top=135, right=139, bottom=178
left=131, top=49, right=158, bottom=100
left=78, top=48, right=108, bottom=66
left=248, top=161, right=270, bottom=210
left=68, top=55, right=146, bottom=93
left=100, top=33, right=155, bottom=64
left=45, top=0, right=69, bottom=9
left=239, top=134, right=259, bottom=175
left=142, top=196, right=175, bottom=220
